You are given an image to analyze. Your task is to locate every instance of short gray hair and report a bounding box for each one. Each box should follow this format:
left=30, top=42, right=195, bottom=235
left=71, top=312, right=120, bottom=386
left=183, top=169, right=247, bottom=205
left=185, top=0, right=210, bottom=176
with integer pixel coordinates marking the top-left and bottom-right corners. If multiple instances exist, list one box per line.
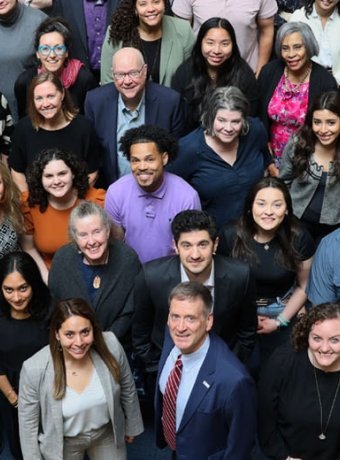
left=169, top=281, right=213, bottom=316
left=275, top=22, right=319, bottom=59
left=201, top=86, right=250, bottom=136
left=69, top=202, right=110, bottom=242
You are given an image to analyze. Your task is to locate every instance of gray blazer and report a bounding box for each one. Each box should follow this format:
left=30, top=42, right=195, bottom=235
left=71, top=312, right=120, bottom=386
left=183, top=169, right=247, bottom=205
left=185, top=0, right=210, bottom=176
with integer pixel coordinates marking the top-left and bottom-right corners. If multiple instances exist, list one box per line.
left=18, top=332, right=143, bottom=460
left=280, top=137, right=340, bottom=225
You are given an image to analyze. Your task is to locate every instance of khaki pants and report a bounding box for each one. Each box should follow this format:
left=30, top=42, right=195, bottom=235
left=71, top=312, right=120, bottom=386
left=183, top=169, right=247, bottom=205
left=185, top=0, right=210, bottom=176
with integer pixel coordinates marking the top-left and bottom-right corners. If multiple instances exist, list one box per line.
left=63, top=423, right=126, bottom=460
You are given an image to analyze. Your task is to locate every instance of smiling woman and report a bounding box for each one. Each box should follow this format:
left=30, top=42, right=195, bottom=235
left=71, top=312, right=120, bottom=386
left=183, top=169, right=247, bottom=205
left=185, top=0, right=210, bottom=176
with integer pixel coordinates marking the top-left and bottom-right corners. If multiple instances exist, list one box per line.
left=18, top=298, right=143, bottom=460
left=19, top=148, right=105, bottom=283
left=258, top=302, right=340, bottom=460
left=280, top=90, right=340, bottom=243
left=15, top=16, right=97, bottom=118
left=10, top=72, right=101, bottom=192
left=0, top=252, right=51, bottom=460
left=218, top=177, right=315, bottom=367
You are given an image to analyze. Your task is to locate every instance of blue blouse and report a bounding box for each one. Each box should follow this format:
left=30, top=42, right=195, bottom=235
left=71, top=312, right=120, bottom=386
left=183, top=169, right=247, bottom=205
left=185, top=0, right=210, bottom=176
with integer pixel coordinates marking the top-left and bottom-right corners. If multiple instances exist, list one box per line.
left=167, top=118, right=271, bottom=228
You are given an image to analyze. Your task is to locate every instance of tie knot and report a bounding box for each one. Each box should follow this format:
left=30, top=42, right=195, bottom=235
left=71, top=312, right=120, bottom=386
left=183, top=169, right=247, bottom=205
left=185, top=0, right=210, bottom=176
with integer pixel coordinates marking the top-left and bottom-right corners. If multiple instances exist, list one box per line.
left=175, top=354, right=182, bottom=369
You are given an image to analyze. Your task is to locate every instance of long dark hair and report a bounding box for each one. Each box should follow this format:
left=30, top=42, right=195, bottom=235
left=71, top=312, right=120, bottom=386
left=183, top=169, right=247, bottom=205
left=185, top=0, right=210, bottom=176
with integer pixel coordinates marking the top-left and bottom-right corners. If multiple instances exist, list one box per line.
left=0, top=252, right=52, bottom=320
left=292, top=91, right=340, bottom=179
left=27, top=148, right=89, bottom=212
left=49, top=298, right=120, bottom=399
left=189, top=17, right=245, bottom=119
left=231, top=177, right=302, bottom=271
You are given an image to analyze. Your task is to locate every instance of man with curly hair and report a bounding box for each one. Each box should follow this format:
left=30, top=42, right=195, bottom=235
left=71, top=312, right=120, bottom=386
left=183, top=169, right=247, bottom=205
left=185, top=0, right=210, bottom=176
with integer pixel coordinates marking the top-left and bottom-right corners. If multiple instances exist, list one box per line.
left=104, top=124, right=201, bottom=263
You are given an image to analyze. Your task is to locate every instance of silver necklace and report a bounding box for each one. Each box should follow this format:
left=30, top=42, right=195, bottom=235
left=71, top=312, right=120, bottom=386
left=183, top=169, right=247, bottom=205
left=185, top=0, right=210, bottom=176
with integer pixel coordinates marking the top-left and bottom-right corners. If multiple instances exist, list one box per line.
left=313, top=365, right=340, bottom=440
left=254, top=234, right=270, bottom=251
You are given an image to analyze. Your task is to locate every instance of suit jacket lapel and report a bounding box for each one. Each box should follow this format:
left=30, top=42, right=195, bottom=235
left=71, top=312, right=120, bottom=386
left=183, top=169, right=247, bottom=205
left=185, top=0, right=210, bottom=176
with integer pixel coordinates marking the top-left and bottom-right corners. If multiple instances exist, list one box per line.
left=177, top=339, right=216, bottom=433
left=92, top=350, right=115, bottom=418
left=45, top=361, right=63, bottom=441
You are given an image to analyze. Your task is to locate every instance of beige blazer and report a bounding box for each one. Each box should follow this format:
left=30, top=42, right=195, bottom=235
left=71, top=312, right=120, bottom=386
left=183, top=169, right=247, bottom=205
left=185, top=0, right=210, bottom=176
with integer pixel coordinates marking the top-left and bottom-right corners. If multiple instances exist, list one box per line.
left=18, top=332, right=143, bottom=460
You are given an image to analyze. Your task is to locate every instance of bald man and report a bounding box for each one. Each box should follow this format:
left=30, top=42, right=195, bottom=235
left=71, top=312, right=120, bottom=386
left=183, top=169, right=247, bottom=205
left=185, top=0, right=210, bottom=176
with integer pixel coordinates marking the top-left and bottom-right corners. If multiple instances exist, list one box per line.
left=85, top=47, right=186, bottom=186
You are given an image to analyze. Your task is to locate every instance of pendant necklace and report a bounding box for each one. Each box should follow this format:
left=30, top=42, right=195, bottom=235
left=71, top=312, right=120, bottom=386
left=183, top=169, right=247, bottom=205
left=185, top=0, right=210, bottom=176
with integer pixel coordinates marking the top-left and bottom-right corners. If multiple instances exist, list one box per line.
left=313, top=365, right=340, bottom=440
left=254, top=234, right=270, bottom=251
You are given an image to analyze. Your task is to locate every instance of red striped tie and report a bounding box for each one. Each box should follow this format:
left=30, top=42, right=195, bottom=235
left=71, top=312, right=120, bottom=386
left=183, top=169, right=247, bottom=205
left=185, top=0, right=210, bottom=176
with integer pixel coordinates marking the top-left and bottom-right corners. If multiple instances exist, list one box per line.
left=162, top=354, right=183, bottom=451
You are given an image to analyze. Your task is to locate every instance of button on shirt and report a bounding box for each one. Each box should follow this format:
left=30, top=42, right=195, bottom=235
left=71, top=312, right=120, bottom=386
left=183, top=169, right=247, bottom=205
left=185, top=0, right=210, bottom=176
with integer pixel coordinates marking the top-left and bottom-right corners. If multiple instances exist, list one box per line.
left=104, top=171, right=201, bottom=263
left=83, top=0, right=108, bottom=70
left=116, top=93, right=146, bottom=177
left=159, top=336, right=210, bottom=430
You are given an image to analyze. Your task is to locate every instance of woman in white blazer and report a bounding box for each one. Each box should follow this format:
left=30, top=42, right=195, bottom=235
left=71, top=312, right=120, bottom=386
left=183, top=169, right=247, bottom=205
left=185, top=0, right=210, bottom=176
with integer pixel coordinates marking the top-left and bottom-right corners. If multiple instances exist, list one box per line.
left=18, top=298, right=143, bottom=460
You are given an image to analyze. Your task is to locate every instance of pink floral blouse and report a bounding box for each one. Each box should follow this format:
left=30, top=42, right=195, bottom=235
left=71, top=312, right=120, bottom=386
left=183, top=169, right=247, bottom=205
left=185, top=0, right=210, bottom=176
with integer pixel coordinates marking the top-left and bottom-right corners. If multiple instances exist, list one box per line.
left=268, top=74, right=309, bottom=163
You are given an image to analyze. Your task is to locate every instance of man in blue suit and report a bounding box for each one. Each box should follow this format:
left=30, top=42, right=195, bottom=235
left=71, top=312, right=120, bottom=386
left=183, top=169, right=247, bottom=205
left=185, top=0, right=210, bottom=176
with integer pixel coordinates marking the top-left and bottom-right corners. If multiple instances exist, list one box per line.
left=85, top=47, right=186, bottom=186
left=155, top=281, right=256, bottom=460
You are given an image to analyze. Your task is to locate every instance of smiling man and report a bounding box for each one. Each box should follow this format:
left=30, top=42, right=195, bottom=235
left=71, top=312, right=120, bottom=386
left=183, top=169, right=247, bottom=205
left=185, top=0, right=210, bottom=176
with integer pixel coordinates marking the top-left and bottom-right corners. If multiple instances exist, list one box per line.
left=84, top=47, right=186, bottom=186
left=104, top=125, right=201, bottom=263
left=132, top=209, right=257, bottom=382
left=155, top=281, right=256, bottom=459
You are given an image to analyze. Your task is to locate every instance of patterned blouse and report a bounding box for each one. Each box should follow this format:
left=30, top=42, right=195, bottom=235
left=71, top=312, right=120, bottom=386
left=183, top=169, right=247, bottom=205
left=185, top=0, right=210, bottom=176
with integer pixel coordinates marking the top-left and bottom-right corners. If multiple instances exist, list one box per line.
left=268, top=73, right=309, bottom=163
left=0, top=217, right=19, bottom=259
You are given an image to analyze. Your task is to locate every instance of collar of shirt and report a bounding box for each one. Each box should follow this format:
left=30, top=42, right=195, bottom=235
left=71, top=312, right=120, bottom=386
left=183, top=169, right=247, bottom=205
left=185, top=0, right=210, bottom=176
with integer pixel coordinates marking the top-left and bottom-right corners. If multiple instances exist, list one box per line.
left=171, top=335, right=210, bottom=371
left=136, top=170, right=168, bottom=198
left=312, top=4, right=336, bottom=20
left=118, top=91, right=145, bottom=118
left=180, top=259, right=215, bottom=305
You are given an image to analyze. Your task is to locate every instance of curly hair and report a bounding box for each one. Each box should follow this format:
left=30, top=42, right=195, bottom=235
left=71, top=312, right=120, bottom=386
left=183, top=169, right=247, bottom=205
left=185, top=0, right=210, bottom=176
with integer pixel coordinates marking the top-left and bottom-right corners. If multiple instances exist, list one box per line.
left=304, top=0, right=340, bottom=16
left=27, top=72, right=78, bottom=130
left=291, top=91, right=340, bottom=180
left=0, top=251, right=52, bottom=321
left=109, top=0, right=166, bottom=47
left=188, top=18, right=246, bottom=121
left=119, top=124, right=178, bottom=161
left=231, top=177, right=302, bottom=271
left=292, top=302, right=340, bottom=352
left=0, top=162, right=23, bottom=234
left=49, top=298, right=121, bottom=399
left=27, top=148, right=89, bottom=212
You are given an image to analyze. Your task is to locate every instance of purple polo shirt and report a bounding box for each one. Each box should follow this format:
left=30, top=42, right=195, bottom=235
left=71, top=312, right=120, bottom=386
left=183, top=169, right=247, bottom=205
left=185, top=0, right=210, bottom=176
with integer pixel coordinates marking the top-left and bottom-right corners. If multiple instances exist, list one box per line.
left=104, top=172, right=201, bottom=263
left=83, top=0, right=108, bottom=70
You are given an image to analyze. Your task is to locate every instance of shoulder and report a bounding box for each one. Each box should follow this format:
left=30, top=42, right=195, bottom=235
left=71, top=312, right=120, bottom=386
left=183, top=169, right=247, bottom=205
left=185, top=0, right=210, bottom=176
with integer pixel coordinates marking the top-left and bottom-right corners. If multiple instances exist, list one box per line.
left=143, top=255, right=178, bottom=273
left=102, top=331, right=123, bottom=356
left=14, top=116, right=32, bottom=132
left=162, top=15, right=193, bottom=34
left=310, top=61, right=338, bottom=86
left=293, top=224, right=316, bottom=260
left=164, top=171, right=196, bottom=190
left=108, top=240, right=140, bottom=264
left=214, top=253, right=250, bottom=277
left=107, top=174, right=135, bottom=194
left=22, top=4, right=47, bottom=25
left=259, top=59, right=284, bottom=79
left=146, top=81, right=180, bottom=100
left=86, top=83, right=117, bottom=100
left=316, top=229, right=340, bottom=256
left=85, top=187, right=106, bottom=205
left=178, top=127, right=204, bottom=149
left=52, top=242, right=76, bottom=262
left=22, top=345, right=51, bottom=372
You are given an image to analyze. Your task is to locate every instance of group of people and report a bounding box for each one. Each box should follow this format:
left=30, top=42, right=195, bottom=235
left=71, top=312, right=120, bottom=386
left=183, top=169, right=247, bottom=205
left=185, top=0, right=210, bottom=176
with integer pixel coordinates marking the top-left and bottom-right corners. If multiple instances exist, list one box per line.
left=1, top=0, right=340, bottom=459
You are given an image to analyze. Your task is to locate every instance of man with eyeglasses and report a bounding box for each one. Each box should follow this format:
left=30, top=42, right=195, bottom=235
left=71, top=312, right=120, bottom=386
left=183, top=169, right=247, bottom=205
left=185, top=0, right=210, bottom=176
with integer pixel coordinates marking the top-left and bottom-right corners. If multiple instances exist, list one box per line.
left=85, top=47, right=186, bottom=187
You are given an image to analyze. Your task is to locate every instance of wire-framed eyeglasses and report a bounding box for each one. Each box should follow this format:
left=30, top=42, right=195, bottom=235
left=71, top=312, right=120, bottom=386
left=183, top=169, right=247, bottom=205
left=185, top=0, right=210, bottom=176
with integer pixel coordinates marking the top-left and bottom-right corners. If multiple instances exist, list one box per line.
left=112, top=65, right=146, bottom=81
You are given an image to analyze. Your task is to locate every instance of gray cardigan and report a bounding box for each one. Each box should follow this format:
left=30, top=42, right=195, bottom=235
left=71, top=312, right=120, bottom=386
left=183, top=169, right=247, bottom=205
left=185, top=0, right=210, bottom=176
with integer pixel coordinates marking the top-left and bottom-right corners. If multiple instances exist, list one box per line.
left=18, top=332, right=143, bottom=460
left=280, top=138, right=340, bottom=225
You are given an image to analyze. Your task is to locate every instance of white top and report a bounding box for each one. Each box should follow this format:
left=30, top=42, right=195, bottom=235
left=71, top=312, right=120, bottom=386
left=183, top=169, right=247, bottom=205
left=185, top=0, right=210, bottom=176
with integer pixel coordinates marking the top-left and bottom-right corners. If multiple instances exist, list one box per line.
left=62, top=367, right=110, bottom=436
left=290, top=6, right=340, bottom=84
left=159, top=336, right=210, bottom=430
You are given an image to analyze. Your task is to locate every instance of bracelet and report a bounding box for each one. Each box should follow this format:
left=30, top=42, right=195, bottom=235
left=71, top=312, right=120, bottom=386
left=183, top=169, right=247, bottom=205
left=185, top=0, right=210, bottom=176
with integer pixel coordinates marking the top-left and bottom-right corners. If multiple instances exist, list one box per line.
left=277, top=313, right=290, bottom=328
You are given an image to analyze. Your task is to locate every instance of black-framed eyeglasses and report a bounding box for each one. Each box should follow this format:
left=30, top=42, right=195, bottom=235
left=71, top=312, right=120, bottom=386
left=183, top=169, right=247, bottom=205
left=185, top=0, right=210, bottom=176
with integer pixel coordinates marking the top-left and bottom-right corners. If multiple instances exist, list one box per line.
left=37, top=44, right=68, bottom=57
left=112, top=65, right=146, bottom=81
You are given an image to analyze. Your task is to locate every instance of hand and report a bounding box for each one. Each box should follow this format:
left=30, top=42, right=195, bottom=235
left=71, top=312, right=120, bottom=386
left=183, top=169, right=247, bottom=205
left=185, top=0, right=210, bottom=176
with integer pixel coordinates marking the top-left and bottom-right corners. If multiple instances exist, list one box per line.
left=257, top=316, right=278, bottom=334
left=7, top=391, right=18, bottom=406
left=267, top=163, right=279, bottom=177
left=125, top=436, right=135, bottom=444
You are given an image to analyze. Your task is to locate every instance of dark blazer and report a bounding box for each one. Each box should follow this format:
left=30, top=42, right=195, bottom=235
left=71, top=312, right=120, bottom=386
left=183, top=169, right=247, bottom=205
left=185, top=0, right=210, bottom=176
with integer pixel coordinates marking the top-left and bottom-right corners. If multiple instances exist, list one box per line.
left=258, top=59, right=338, bottom=134
left=155, top=332, right=257, bottom=460
left=84, top=81, right=186, bottom=185
left=48, top=241, right=141, bottom=346
left=52, top=0, right=121, bottom=68
left=132, top=254, right=257, bottom=372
